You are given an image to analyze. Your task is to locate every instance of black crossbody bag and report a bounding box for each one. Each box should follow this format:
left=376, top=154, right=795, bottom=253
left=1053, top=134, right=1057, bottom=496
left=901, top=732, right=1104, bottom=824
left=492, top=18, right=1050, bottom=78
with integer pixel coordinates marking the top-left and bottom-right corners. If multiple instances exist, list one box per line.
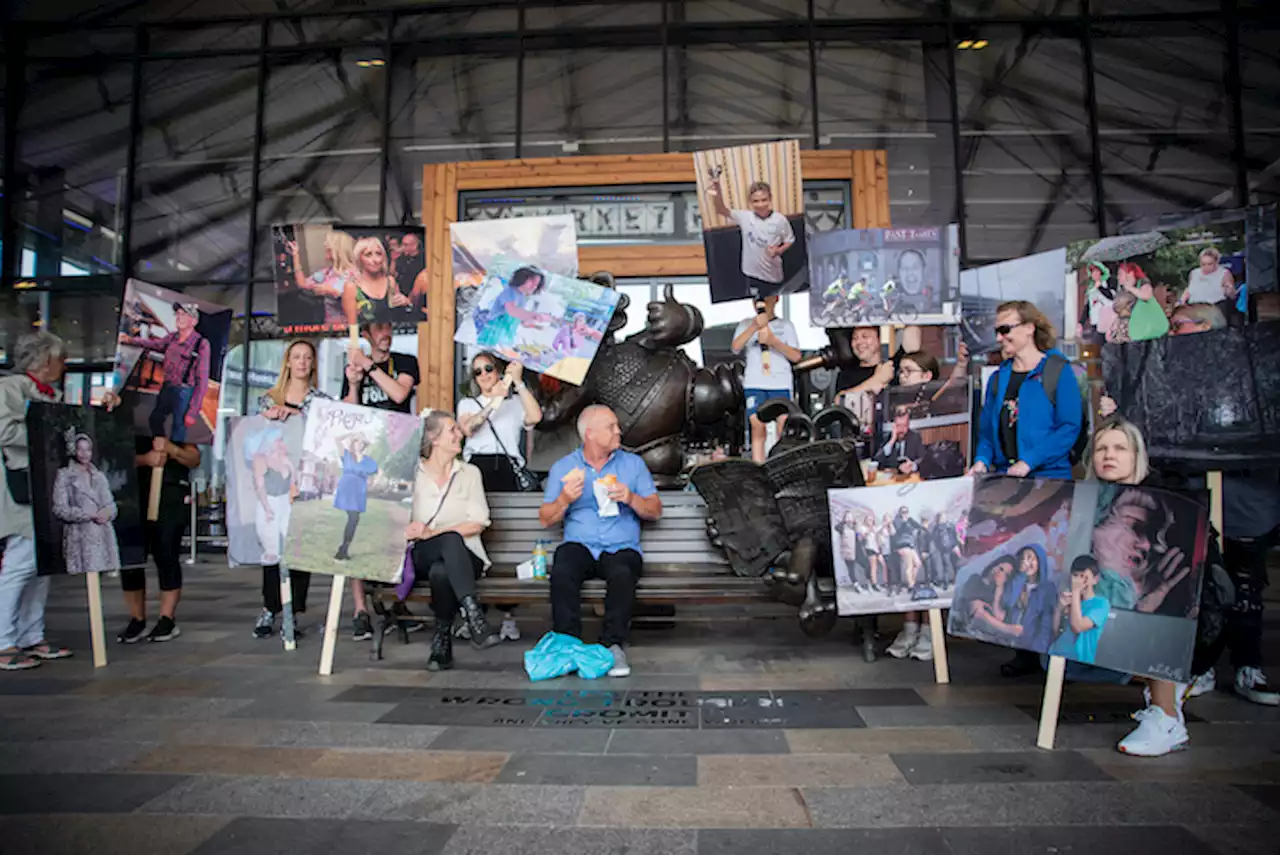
left=472, top=397, right=541, bottom=492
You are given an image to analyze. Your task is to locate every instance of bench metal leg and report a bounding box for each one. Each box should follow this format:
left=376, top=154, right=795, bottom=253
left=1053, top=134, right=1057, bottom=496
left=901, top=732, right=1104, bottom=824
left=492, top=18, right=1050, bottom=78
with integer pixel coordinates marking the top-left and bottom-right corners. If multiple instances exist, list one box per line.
left=368, top=588, right=389, bottom=662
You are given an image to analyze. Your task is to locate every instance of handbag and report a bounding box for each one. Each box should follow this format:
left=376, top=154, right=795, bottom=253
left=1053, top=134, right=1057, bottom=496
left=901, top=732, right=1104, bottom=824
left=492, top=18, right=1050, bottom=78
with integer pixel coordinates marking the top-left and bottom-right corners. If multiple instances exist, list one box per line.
left=473, top=397, right=541, bottom=492
left=2, top=450, right=30, bottom=506
left=394, top=469, right=459, bottom=600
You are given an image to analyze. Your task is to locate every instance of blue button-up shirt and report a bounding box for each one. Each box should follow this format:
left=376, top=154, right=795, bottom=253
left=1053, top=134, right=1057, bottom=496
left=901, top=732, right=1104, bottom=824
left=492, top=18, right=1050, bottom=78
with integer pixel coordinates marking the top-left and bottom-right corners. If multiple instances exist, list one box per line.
left=544, top=447, right=657, bottom=558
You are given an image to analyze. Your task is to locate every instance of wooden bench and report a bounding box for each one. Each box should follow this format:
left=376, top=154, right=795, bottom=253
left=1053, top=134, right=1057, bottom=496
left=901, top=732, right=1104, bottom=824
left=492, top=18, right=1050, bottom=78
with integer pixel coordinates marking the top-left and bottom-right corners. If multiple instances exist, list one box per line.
left=367, top=491, right=772, bottom=657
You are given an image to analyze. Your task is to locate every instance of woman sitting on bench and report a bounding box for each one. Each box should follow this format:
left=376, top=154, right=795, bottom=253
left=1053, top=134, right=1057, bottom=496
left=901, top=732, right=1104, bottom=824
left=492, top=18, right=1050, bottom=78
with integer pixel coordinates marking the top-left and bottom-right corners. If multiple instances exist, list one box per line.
left=407, top=410, right=501, bottom=671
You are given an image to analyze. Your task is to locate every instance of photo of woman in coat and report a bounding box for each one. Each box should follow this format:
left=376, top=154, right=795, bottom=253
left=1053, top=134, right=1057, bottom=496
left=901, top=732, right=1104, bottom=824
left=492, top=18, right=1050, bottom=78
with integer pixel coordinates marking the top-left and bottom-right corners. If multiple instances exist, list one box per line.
left=333, top=435, right=378, bottom=561
left=52, top=432, right=121, bottom=575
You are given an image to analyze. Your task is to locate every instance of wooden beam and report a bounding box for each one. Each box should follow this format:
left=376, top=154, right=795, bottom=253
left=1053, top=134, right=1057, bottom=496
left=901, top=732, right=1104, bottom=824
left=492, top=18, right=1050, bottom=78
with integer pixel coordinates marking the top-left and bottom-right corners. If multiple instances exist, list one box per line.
left=419, top=161, right=458, bottom=414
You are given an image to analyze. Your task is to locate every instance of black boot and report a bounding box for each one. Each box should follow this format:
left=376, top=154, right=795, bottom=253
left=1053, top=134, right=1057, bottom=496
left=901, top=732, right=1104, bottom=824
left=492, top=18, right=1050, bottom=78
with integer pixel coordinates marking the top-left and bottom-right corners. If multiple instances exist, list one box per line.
left=427, top=619, right=454, bottom=671
left=460, top=596, right=500, bottom=650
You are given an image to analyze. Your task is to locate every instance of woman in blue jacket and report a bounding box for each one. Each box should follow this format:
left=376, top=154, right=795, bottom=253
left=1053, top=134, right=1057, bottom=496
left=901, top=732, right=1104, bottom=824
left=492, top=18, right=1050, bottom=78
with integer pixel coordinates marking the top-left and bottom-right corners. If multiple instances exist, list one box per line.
left=969, top=300, right=1082, bottom=480
left=1002, top=543, right=1058, bottom=654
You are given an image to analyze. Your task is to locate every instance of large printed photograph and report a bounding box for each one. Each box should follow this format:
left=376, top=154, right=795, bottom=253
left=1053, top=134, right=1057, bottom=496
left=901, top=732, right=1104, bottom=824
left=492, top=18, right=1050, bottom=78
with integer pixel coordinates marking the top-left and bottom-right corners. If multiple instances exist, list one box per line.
left=224, top=414, right=305, bottom=568
left=862, top=377, right=971, bottom=487
left=26, top=403, right=147, bottom=577
left=810, top=226, right=961, bottom=327
left=285, top=400, right=423, bottom=583
left=451, top=214, right=578, bottom=323
left=829, top=476, right=972, bottom=616
left=454, top=260, right=620, bottom=386
left=693, top=140, right=809, bottom=303
left=271, top=224, right=429, bottom=333
left=113, top=278, right=233, bottom=446
left=959, top=248, right=1067, bottom=354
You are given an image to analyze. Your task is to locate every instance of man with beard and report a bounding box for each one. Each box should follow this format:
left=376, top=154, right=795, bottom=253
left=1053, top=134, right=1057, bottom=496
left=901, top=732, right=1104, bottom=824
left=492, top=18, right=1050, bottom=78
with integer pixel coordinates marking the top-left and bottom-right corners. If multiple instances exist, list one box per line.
left=120, top=302, right=210, bottom=443
left=342, top=322, right=421, bottom=640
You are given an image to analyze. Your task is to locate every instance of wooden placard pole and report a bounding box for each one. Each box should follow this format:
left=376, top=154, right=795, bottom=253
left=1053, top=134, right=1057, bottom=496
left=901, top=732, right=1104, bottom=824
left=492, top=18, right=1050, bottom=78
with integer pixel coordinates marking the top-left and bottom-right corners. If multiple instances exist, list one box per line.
left=85, top=573, right=108, bottom=668
left=279, top=566, right=297, bottom=652
left=1207, top=470, right=1223, bottom=533
left=147, top=466, right=163, bottom=522
left=318, top=574, right=345, bottom=677
left=927, top=608, right=950, bottom=684
left=1036, top=655, right=1068, bottom=749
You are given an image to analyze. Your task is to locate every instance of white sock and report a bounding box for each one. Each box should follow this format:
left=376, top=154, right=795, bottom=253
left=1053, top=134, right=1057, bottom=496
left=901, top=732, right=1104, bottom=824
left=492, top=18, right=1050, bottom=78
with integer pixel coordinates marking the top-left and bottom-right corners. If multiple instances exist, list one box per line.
left=902, top=622, right=919, bottom=636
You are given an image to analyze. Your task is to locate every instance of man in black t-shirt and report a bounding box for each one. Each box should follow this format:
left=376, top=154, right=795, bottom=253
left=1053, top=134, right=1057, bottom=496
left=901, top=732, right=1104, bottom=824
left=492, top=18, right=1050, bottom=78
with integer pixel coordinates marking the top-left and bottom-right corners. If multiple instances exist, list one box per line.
left=392, top=233, right=426, bottom=320
left=341, top=321, right=422, bottom=639
left=342, top=323, right=419, bottom=413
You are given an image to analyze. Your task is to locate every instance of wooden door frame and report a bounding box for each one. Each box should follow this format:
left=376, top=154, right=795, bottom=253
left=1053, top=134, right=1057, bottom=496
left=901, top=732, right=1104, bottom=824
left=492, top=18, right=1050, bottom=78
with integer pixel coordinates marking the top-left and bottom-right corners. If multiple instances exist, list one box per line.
left=418, top=149, right=891, bottom=412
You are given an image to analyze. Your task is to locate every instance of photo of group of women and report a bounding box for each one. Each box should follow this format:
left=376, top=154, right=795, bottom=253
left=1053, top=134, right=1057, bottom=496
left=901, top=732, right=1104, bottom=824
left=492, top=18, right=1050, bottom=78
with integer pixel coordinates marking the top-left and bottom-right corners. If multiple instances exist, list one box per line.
left=283, top=399, right=423, bottom=584
left=828, top=476, right=972, bottom=616
left=113, top=279, right=233, bottom=447
left=948, top=476, right=1208, bottom=682
left=453, top=259, right=620, bottom=386
left=26, top=402, right=147, bottom=577
left=271, top=224, right=429, bottom=333
left=810, top=225, right=961, bottom=327
left=693, top=139, right=809, bottom=304
left=224, top=414, right=305, bottom=568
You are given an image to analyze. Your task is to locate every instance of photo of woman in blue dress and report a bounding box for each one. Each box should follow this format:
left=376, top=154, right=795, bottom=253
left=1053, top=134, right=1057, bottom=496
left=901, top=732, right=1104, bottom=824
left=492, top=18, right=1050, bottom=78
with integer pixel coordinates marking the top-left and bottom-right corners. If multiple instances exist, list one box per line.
left=333, top=435, right=379, bottom=561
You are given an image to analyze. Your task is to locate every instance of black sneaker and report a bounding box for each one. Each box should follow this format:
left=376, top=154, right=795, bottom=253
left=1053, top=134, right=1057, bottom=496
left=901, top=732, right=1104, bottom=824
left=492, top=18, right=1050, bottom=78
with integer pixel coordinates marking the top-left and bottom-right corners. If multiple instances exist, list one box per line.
left=253, top=609, right=276, bottom=639
left=117, top=618, right=146, bottom=644
left=148, top=616, right=180, bottom=643
left=390, top=602, right=425, bottom=635
left=351, top=612, right=374, bottom=641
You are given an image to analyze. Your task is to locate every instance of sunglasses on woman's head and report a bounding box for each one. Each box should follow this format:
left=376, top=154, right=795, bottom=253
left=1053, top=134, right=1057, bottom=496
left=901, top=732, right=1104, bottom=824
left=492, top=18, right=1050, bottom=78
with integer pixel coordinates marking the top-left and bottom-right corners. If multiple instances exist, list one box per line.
left=473, top=364, right=496, bottom=377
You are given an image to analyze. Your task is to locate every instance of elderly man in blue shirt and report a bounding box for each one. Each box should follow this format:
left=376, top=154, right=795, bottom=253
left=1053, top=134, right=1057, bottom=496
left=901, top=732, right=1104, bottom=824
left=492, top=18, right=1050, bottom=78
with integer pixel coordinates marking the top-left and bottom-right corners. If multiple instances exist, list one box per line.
left=539, top=404, right=663, bottom=677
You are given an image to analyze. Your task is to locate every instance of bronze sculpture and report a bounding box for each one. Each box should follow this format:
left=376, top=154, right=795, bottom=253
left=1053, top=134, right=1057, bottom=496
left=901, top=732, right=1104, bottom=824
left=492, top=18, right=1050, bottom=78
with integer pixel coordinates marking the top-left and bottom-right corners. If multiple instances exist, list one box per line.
left=534, top=274, right=744, bottom=486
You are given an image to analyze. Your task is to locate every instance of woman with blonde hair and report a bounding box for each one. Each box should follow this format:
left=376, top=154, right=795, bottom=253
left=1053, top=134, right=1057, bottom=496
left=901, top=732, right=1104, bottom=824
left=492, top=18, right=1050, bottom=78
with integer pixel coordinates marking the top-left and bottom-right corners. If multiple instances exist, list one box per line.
left=285, top=229, right=355, bottom=326
left=344, top=236, right=412, bottom=326
left=252, top=339, right=331, bottom=639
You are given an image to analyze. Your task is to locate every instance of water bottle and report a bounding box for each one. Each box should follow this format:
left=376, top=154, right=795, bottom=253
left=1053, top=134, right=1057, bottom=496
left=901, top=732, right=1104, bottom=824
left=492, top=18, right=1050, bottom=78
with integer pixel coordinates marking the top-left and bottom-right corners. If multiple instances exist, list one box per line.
left=532, top=539, right=548, bottom=580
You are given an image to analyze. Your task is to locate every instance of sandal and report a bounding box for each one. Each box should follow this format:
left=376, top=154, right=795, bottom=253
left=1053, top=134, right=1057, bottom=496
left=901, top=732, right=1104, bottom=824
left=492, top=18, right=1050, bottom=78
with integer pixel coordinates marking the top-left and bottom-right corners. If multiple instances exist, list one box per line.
left=24, top=642, right=73, bottom=660
left=0, top=650, right=41, bottom=671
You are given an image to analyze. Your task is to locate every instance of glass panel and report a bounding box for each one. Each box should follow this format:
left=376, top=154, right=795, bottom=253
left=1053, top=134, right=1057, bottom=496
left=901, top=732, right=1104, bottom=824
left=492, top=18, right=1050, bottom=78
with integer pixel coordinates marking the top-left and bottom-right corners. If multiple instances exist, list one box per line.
left=814, top=0, right=941, bottom=17
left=37, top=290, right=124, bottom=364
left=1240, top=24, right=1280, bottom=204
left=25, top=28, right=134, bottom=58
left=525, top=3, right=662, bottom=28
left=1094, top=25, right=1235, bottom=227
left=667, top=44, right=812, bottom=151
left=683, top=0, right=806, bottom=21
left=270, top=16, right=387, bottom=47
left=148, top=23, right=261, bottom=53
left=16, top=64, right=131, bottom=277
left=816, top=41, right=956, bottom=228
left=396, top=9, right=518, bottom=38
left=522, top=50, right=665, bottom=157
left=133, top=57, right=259, bottom=282
left=956, top=30, right=1096, bottom=259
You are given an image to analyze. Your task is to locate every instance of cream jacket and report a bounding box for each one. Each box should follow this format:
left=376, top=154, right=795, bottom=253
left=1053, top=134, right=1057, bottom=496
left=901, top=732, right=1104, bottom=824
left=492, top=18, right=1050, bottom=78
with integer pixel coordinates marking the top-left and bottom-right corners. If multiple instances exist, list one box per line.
left=0, top=374, right=61, bottom=541
left=411, top=459, right=491, bottom=568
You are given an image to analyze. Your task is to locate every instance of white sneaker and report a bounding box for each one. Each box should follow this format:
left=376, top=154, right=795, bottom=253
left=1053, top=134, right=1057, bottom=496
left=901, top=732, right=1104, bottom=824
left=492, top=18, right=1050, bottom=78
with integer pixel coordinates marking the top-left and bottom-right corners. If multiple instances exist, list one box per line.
left=607, top=644, right=631, bottom=678
left=908, top=632, right=934, bottom=662
left=886, top=625, right=918, bottom=659
left=1186, top=668, right=1215, bottom=699
left=1234, top=667, right=1280, bottom=706
left=1117, top=707, right=1190, bottom=757
left=499, top=617, right=520, bottom=642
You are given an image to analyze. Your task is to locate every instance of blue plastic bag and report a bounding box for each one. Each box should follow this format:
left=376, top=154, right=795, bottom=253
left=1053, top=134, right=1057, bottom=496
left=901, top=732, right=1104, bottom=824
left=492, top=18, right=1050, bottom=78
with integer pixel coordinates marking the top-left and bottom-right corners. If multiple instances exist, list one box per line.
left=523, top=631, right=615, bottom=682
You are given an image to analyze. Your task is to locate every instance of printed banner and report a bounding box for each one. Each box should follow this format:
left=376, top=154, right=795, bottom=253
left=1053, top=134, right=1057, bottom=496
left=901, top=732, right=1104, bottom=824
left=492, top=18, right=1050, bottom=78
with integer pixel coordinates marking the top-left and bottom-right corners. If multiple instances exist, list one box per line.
left=809, top=226, right=961, bottom=327
left=693, top=140, right=809, bottom=303
left=26, top=403, right=146, bottom=577
left=454, top=260, right=620, bottom=386
left=285, top=399, right=423, bottom=583
left=114, top=278, right=233, bottom=446
left=271, top=224, right=428, bottom=333
left=1066, top=218, right=1249, bottom=345
left=959, top=248, right=1068, bottom=354
left=947, top=476, right=1207, bottom=682
left=224, top=414, right=305, bottom=568
left=1121, top=204, right=1276, bottom=295
left=452, top=215, right=579, bottom=326
left=829, top=476, right=973, bottom=616
left=860, top=377, right=972, bottom=487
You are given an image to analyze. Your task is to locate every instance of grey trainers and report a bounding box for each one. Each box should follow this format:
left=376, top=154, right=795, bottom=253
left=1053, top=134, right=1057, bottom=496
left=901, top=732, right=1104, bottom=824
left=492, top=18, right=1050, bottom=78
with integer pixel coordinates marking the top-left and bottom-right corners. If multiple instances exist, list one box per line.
left=607, top=644, right=631, bottom=678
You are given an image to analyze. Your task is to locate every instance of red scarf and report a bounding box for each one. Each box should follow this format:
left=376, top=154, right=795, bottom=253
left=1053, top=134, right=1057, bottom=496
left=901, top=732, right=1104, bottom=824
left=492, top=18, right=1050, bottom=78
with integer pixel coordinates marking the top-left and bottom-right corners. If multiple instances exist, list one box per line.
left=25, top=373, right=56, bottom=398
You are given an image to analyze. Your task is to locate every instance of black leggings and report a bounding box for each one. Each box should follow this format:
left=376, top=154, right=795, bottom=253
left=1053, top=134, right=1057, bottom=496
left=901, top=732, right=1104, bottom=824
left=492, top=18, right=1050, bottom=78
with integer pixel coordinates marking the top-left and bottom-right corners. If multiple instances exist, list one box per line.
left=410, top=531, right=484, bottom=622
left=120, top=488, right=187, bottom=593
left=262, top=565, right=312, bottom=614
left=341, top=510, right=361, bottom=549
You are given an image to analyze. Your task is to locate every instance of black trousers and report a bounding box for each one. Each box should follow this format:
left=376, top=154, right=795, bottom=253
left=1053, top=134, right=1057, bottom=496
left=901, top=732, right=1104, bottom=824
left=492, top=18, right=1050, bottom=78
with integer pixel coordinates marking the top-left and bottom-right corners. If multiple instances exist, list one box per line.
left=551, top=542, right=642, bottom=648
left=262, top=565, right=311, bottom=614
left=470, top=454, right=522, bottom=493
left=1220, top=529, right=1274, bottom=670
left=120, top=485, right=187, bottom=593
left=411, top=531, right=484, bottom=622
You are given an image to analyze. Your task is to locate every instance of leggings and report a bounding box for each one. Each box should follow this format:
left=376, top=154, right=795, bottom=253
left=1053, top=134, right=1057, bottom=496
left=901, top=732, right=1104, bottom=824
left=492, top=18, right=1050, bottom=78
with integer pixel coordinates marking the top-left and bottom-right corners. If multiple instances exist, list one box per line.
left=340, top=510, right=361, bottom=549
left=410, top=532, right=483, bottom=622
left=120, top=486, right=187, bottom=593
left=262, top=564, right=311, bottom=614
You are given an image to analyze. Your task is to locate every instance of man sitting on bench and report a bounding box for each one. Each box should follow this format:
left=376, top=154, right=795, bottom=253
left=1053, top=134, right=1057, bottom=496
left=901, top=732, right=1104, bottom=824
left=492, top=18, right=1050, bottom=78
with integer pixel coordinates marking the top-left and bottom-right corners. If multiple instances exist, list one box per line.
left=539, top=404, right=663, bottom=678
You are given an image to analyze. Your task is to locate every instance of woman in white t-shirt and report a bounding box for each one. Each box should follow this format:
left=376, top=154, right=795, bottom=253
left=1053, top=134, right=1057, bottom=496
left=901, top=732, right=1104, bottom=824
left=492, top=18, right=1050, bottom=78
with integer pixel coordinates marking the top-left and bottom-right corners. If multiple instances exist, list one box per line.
left=1182, top=246, right=1237, bottom=308
left=457, top=353, right=543, bottom=492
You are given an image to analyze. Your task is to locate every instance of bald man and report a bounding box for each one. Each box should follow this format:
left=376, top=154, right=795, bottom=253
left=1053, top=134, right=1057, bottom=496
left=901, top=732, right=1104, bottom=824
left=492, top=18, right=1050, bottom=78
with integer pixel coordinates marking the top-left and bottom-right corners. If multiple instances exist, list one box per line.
left=539, top=405, right=663, bottom=677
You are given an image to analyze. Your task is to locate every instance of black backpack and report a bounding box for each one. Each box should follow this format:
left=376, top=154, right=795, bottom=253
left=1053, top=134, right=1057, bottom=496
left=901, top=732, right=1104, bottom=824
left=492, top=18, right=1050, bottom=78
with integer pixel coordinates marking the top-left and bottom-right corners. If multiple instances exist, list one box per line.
left=1040, top=353, right=1090, bottom=466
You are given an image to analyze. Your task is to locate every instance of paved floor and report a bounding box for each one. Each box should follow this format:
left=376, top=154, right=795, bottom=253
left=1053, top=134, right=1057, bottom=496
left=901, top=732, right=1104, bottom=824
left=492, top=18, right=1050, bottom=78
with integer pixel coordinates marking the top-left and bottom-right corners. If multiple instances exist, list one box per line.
left=2, top=564, right=1279, bottom=855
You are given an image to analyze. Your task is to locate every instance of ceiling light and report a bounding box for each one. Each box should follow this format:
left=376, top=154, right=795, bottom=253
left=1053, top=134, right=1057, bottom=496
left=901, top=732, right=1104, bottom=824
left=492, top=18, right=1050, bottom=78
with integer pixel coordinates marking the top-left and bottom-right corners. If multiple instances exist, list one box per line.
left=957, top=40, right=974, bottom=49
left=356, top=58, right=385, bottom=68
left=972, top=39, right=989, bottom=49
